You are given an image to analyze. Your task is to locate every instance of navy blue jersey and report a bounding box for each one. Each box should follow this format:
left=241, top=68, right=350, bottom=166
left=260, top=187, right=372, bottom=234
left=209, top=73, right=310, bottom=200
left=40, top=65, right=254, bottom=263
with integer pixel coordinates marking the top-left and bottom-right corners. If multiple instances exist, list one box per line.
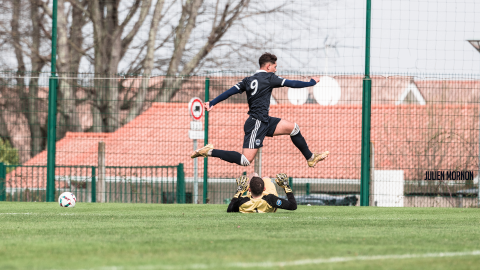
left=235, top=70, right=285, bottom=122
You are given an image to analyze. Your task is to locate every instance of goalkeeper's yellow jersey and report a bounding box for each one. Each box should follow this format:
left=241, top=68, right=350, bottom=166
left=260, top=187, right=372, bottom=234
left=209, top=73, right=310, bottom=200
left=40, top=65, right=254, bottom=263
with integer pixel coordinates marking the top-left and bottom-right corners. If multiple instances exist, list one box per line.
left=227, top=192, right=297, bottom=213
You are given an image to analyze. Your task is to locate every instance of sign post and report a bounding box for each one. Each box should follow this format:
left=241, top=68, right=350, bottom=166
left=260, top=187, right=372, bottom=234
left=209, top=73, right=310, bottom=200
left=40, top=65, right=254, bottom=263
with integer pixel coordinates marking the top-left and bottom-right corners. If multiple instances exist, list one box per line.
left=188, top=98, right=204, bottom=204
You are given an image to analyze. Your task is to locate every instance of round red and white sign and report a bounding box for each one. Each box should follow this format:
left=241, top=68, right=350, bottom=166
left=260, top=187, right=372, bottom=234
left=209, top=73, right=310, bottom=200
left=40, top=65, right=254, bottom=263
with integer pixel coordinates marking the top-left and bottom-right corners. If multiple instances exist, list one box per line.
left=188, top=97, right=204, bottom=121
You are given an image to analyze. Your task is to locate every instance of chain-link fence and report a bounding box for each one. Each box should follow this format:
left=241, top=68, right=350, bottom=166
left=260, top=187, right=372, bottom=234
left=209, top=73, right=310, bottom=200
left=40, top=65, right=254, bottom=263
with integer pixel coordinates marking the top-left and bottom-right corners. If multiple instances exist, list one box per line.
left=1, top=163, right=185, bottom=203
left=1, top=0, right=479, bottom=207
left=1, top=72, right=479, bottom=206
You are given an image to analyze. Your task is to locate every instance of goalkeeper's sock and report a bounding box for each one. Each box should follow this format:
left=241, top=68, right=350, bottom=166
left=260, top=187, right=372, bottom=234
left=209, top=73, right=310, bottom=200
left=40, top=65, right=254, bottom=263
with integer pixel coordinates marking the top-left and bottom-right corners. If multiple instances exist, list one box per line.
left=290, top=131, right=313, bottom=160
left=212, top=150, right=250, bottom=166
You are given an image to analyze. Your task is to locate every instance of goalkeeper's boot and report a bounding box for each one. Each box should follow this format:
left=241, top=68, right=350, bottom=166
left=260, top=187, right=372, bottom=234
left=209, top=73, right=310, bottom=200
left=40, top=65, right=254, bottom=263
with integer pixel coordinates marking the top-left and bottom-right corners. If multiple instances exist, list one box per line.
left=191, top=144, right=214, bottom=158
left=307, top=151, right=329, bottom=168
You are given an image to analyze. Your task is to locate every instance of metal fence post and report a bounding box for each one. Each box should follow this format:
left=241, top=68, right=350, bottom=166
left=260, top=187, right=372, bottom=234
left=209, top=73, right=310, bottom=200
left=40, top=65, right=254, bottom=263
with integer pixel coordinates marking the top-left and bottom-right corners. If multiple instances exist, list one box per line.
left=254, top=148, right=262, bottom=177
left=46, top=0, right=58, bottom=202
left=360, top=0, right=372, bottom=206
left=369, top=142, right=375, bottom=206
left=289, top=177, right=293, bottom=191
left=98, top=142, right=105, bottom=202
left=0, top=163, right=6, bottom=201
left=203, top=77, right=209, bottom=204
left=46, top=78, right=58, bottom=202
left=91, top=166, right=96, bottom=203
left=177, top=163, right=185, bottom=204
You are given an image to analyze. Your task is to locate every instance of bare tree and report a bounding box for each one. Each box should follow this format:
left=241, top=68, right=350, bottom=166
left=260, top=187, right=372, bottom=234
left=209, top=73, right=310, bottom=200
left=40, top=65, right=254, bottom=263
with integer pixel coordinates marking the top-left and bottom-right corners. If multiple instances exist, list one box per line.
left=88, top=0, right=301, bottom=129
left=41, top=0, right=90, bottom=138
left=155, top=0, right=246, bottom=102
left=2, top=0, right=49, bottom=158
left=88, top=0, right=152, bottom=132
left=125, top=0, right=165, bottom=125
left=57, top=0, right=81, bottom=136
left=0, top=0, right=333, bottom=163
left=28, top=0, right=48, bottom=156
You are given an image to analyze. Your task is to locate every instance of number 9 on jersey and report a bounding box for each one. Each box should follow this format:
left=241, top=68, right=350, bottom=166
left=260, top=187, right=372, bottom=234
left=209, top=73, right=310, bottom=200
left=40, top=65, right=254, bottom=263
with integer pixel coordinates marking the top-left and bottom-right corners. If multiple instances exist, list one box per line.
left=250, top=79, right=258, bottom=95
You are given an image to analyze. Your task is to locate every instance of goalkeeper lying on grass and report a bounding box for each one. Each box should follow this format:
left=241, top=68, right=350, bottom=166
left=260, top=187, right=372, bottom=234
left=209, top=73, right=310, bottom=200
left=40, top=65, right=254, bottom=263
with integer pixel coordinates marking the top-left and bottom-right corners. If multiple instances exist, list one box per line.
left=227, top=173, right=297, bottom=213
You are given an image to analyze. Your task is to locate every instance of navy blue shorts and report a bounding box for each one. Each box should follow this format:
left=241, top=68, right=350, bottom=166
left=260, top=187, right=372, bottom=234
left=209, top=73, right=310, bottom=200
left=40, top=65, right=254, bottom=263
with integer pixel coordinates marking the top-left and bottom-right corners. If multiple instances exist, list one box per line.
left=243, top=116, right=281, bottom=149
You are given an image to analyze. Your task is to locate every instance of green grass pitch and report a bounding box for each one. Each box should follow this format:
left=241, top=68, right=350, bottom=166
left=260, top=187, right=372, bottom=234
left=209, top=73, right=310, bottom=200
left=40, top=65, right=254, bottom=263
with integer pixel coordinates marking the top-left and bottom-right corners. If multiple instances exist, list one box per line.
left=1, top=203, right=480, bottom=270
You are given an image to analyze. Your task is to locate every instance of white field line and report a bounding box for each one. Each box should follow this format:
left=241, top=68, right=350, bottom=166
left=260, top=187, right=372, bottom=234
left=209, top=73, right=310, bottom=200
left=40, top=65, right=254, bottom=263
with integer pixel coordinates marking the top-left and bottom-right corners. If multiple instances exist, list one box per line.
left=71, top=250, right=480, bottom=270
left=0, top=213, right=33, bottom=215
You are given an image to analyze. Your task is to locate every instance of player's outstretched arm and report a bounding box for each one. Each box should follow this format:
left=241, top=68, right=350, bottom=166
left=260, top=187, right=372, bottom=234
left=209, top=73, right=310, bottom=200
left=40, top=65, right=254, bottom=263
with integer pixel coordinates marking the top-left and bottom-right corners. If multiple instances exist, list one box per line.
left=270, top=173, right=297, bottom=210
left=283, top=76, right=320, bottom=88
left=263, top=193, right=297, bottom=211
left=227, top=175, right=250, bottom=212
left=207, top=86, right=241, bottom=111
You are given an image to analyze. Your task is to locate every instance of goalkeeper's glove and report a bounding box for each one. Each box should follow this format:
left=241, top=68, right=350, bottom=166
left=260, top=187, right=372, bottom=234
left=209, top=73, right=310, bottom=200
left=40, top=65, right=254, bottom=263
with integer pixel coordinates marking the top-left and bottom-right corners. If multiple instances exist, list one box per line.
left=234, top=176, right=249, bottom=198
left=275, top=173, right=293, bottom=193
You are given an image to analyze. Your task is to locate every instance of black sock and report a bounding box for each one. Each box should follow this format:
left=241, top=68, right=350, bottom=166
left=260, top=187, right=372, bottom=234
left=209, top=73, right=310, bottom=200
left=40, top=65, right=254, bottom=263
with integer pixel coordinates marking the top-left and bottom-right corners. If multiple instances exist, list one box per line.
left=211, top=149, right=243, bottom=165
left=290, top=131, right=313, bottom=160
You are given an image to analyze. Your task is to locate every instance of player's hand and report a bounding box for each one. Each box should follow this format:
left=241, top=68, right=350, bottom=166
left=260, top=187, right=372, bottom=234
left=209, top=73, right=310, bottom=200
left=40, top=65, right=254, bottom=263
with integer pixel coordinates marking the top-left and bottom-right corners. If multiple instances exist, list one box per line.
left=311, top=76, right=320, bottom=83
left=234, top=175, right=249, bottom=198
left=275, top=173, right=293, bottom=193
left=204, top=102, right=213, bottom=111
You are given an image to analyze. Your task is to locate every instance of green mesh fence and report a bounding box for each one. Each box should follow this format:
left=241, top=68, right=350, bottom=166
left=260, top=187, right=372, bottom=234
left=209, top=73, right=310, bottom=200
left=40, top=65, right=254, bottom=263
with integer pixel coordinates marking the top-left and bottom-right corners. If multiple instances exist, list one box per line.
left=0, top=1, right=479, bottom=207
left=0, top=71, right=48, bottom=163
left=0, top=163, right=184, bottom=203
left=369, top=74, right=480, bottom=207
left=2, top=72, right=479, bottom=207
left=206, top=72, right=362, bottom=204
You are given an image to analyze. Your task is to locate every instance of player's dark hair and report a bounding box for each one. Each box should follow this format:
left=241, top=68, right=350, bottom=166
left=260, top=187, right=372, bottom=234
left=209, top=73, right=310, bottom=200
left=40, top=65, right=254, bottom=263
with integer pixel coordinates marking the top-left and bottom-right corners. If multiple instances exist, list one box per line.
left=259, top=52, right=277, bottom=68
left=250, top=177, right=264, bottom=196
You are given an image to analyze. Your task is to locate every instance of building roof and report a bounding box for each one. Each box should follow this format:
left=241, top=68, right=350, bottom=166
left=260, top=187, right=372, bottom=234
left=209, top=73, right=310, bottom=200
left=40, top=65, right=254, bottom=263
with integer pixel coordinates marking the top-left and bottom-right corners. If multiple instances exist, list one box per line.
left=121, top=74, right=421, bottom=105
left=3, top=75, right=477, bottom=164
left=7, top=103, right=478, bottom=188
left=169, top=75, right=422, bottom=105
left=416, top=80, right=480, bottom=104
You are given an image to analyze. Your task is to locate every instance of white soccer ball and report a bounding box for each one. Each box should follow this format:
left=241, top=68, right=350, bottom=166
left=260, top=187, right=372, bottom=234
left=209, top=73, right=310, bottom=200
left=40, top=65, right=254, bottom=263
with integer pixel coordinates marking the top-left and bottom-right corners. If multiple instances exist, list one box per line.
left=58, top=192, right=76, bottom=207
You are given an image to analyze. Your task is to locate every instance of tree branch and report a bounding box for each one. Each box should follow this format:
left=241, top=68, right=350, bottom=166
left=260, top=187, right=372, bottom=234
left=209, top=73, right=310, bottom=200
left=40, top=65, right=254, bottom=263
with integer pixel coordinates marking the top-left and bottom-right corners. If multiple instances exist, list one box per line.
left=39, top=0, right=52, bottom=17
left=120, top=0, right=152, bottom=58
left=166, top=0, right=203, bottom=75
left=124, top=0, right=165, bottom=125
left=181, top=0, right=247, bottom=75
left=66, top=0, right=91, bottom=18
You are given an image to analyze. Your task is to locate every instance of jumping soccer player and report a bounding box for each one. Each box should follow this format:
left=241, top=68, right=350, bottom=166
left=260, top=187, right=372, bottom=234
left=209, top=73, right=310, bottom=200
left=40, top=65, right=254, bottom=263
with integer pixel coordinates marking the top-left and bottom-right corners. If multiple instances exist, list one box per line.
left=227, top=173, right=297, bottom=213
left=191, top=52, right=329, bottom=167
